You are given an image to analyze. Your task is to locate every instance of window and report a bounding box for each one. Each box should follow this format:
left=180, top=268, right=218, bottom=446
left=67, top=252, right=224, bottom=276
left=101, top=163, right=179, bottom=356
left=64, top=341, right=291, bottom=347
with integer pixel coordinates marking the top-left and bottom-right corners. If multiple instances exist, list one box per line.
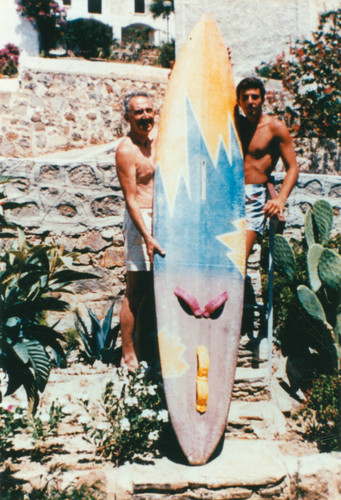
left=88, top=0, right=102, bottom=14
left=135, top=0, right=145, bottom=14
left=63, top=0, right=71, bottom=5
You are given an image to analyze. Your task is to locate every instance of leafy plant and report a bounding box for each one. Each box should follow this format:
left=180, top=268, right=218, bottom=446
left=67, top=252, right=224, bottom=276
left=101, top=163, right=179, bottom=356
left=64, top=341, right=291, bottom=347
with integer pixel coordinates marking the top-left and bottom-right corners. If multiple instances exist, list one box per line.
left=0, top=44, right=20, bottom=77
left=256, top=52, right=288, bottom=80
left=294, top=372, right=340, bottom=451
left=63, top=18, right=113, bottom=59
left=158, top=39, right=175, bottom=68
left=0, top=465, right=104, bottom=500
left=75, top=303, right=120, bottom=364
left=269, top=200, right=341, bottom=384
left=81, top=362, right=169, bottom=464
left=15, top=0, right=66, bottom=55
left=0, top=178, right=98, bottom=413
left=0, top=405, right=28, bottom=463
left=150, top=0, right=174, bottom=19
left=256, top=9, right=341, bottom=145
left=0, top=401, right=66, bottom=464
left=29, top=401, right=66, bottom=443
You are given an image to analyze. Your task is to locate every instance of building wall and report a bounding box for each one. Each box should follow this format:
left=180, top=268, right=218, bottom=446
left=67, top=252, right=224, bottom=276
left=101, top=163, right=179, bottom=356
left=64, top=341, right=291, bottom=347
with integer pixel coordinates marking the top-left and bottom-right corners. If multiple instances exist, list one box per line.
left=174, top=0, right=340, bottom=78
left=0, top=0, right=39, bottom=57
left=64, top=0, right=175, bottom=45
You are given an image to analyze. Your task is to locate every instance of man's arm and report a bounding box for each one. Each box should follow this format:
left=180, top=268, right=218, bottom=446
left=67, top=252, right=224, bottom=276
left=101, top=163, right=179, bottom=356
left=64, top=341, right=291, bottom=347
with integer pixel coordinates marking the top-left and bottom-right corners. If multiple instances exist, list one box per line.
left=264, top=120, right=299, bottom=218
left=115, top=140, right=164, bottom=263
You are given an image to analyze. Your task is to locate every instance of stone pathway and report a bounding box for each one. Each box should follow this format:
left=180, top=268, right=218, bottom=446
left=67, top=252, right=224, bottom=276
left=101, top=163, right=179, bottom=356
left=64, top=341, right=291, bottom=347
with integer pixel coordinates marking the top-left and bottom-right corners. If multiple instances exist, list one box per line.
left=3, top=334, right=340, bottom=499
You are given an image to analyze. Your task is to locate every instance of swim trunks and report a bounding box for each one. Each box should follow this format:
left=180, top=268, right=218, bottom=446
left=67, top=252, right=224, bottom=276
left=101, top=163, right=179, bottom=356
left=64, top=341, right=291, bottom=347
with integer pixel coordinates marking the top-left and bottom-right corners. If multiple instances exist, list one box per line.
left=245, top=184, right=267, bottom=235
left=123, top=208, right=152, bottom=271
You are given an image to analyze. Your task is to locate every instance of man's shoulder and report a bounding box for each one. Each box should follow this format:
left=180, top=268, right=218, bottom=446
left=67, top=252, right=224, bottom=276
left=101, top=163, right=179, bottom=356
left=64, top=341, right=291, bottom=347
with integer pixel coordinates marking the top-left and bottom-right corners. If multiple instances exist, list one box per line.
left=266, top=115, right=289, bottom=136
left=116, top=135, right=134, bottom=152
left=115, top=136, right=137, bottom=159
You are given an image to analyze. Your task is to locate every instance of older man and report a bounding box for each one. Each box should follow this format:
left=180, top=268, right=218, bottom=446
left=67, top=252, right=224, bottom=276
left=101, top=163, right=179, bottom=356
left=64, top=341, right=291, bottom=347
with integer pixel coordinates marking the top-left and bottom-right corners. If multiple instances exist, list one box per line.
left=115, top=92, right=164, bottom=371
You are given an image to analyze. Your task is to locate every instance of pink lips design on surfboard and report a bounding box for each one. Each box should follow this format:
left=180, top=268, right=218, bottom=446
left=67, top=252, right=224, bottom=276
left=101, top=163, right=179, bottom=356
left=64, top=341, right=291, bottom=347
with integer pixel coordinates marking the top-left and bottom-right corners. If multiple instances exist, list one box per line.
left=174, top=287, right=228, bottom=319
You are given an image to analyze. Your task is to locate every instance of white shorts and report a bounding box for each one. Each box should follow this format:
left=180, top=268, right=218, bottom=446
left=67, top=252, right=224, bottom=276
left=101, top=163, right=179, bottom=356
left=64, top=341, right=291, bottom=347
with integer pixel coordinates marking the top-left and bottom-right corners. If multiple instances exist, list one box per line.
left=123, top=209, right=152, bottom=271
left=245, top=184, right=267, bottom=235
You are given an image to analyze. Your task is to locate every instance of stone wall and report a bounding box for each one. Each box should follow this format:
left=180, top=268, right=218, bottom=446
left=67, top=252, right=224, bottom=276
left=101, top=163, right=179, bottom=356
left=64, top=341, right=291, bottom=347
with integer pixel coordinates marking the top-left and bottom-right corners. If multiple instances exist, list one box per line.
left=1, top=149, right=340, bottom=327
left=0, top=57, right=169, bottom=158
left=0, top=59, right=339, bottom=174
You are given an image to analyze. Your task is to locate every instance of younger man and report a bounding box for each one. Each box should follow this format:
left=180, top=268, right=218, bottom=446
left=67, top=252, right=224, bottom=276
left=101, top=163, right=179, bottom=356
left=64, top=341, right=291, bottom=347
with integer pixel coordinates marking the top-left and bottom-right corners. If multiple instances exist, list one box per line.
left=236, top=77, right=299, bottom=260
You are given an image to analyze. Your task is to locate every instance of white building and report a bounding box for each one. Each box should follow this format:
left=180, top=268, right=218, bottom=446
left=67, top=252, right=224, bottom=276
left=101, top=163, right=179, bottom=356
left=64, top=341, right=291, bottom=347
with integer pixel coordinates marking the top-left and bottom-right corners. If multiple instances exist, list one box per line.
left=0, top=0, right=39, bottom=58
left=0, top=0, right=174, bottom=59
left=62, top=0, right=175, bottom=45
left=174, top=0, right=340, bottom=77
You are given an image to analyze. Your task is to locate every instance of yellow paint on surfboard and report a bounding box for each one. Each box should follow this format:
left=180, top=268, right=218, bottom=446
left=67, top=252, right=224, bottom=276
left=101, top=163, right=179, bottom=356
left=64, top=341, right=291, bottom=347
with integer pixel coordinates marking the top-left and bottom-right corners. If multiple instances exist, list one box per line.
left=196, top=345, right=210, bottom=413
left=216, top=218, right=246, bottom=277
left=158, top=329, right=189, bottom=377
left=155, top=14, right=238, bottom=209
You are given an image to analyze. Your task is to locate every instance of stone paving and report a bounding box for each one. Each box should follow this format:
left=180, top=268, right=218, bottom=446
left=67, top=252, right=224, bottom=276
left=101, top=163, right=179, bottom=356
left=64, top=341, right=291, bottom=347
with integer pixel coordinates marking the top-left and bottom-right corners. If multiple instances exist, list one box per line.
left=3, top=333, right=340, bottom=499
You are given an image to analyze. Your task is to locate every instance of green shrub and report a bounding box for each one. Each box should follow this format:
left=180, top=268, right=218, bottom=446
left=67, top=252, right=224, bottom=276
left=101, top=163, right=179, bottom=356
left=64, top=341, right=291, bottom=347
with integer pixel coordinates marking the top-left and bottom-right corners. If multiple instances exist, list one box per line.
left=0, top=177, right=98, bottom=413
left=150, top=0, right=174, bottom=18
left=16, top=0, right=65, bottom=55
left=81, top=362, right=169, bottom=464
left=0, top=401, right=66, bottom=464
left=63, top=19, right=113, bottom=59
left=0, top=44, right=20, bottom=77
left=0, top=405, right=27, bottom=463
left=256, top=52, right=288, bottom=80
left=294, top=372, right=340, bottom=451
left=256, top=9, right=341, bottom=145
left=158, top=39, right=175, bottom=68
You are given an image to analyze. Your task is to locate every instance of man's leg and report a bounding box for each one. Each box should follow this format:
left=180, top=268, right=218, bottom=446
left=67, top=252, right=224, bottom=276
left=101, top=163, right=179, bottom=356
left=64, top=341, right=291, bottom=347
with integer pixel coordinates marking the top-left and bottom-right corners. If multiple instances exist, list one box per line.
left=136, top=272, right=157, bottom=366
left=120, top=271, right=152, bottom=371
left=245, top=229, right=258, bottom=262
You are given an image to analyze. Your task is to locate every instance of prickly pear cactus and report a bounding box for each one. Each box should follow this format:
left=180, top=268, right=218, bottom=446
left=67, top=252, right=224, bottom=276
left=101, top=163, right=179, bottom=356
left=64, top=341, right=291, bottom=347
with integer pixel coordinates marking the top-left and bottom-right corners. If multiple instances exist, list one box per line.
left=273, top=200, right=340, bottom=371
left=297, top=284, right=327, bottom=324
left=307, top=244, right=324, bottom=292
left=313, top=200, right=333, bottom=246
left=305, top=209, right=315, bottom=248
left=304, top=201, right=334, bottom=248
left=318, top=248, right=341, bottom=294
left=274, top=234, right=296, bottom=281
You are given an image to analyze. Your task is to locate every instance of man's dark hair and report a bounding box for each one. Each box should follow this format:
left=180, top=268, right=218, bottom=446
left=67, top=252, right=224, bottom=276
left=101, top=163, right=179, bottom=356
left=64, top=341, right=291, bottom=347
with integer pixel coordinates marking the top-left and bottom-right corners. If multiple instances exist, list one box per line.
left=124, top=92, right=152, bottom=115
left=236, top=77, right=265, bottom=101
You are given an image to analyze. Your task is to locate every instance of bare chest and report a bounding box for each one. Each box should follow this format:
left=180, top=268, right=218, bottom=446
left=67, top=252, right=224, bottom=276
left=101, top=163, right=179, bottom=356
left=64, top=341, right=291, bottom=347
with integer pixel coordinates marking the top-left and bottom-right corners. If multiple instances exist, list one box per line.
left=135, top=148, right=155, bottom=185
left=247, top=125, right=277, bottom=159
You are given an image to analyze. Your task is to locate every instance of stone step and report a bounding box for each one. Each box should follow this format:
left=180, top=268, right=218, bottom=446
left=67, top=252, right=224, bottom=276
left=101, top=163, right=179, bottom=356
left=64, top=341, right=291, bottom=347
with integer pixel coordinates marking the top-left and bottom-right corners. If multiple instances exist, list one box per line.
left=226, top=400, right=287, bottom=439
left=233, top=366, right=270, bottom=401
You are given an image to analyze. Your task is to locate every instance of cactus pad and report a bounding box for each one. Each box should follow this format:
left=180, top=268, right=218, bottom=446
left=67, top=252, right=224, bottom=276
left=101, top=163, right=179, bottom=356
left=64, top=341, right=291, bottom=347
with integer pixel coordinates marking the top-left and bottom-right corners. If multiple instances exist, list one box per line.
left=312, top=200, right=333, bottom=246
left=307, top=244, right=324, bottom=292
left=297, top=285, right=327, bottom=324
left=318, top=248, right=341, bottom=293
left=274, top=234, right=296, bottom=281
left=304, top=208, right=315, bottom=248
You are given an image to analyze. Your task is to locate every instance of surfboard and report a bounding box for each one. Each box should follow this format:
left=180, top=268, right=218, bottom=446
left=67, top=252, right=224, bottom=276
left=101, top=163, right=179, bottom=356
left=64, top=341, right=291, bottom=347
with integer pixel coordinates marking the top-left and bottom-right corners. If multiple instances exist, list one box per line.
left=153, top=14, right=246, bottom=465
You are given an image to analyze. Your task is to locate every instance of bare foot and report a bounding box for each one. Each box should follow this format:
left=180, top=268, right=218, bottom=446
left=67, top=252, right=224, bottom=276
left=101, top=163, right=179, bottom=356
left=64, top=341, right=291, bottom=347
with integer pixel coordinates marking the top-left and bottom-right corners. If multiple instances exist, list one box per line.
left=121, top=352, right=139, bottom=373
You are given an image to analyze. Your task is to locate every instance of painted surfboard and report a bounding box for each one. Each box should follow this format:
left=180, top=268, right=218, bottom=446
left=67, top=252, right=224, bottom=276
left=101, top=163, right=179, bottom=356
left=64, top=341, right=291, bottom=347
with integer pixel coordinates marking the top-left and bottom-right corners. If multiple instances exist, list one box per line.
left=153, top=14, right=246, bottom=465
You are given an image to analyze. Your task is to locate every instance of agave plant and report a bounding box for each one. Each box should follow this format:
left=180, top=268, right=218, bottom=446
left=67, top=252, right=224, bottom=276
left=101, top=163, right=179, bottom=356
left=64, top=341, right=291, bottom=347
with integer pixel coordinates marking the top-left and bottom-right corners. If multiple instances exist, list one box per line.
left=274, top=200, right=340, bottom=371
left=75, top=303, right=120, bottom=364
left=0, top=177, right=98, bottom=413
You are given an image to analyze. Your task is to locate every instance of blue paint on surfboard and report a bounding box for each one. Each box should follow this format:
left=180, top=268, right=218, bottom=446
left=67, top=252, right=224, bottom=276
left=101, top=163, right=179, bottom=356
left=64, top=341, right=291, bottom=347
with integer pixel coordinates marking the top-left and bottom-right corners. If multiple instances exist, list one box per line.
left=154, top=99, right=245, bottom=275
